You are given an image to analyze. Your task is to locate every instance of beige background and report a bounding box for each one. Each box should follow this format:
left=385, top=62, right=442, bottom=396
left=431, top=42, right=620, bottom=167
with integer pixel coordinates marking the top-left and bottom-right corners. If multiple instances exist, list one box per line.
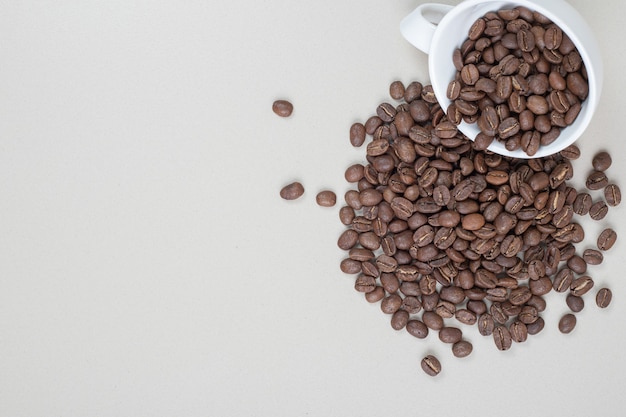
left=0, top=0, right=624, bottom=416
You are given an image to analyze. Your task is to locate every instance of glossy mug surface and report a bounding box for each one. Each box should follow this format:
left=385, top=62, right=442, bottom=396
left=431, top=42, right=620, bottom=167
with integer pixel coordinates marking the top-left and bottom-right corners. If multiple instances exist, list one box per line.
left=400, top=0, right=603, bottom=158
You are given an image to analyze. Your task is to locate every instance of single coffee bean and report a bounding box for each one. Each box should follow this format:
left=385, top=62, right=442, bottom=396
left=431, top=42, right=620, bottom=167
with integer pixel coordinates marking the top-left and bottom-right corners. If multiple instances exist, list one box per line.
left=422, top=311, right=444, bottom=330
left=280, top=181, right=304, bottom=200
left=316, top=190, right=337, bottom=207
left=582, top=248, right=603, bottom=265
left=493, top=325, right=513, bottom=351
left=572, top=192, right=592, bottom=216
left=380, top=293, right=402, bottom=314
left=558, top=313, right=577, bottom=334
left=455, top=309, right=477, bottom=326
left=597, top=228, right=617, bottom=251
left=349, top=123, right=366, bottom=147
left=560, top=144, right=581, bottom=160
left=452, top=340, right=473, bottom=358
left=509, top=321, right=528, bottom=343
left=407, top=320, right=429, bottom=339
left=604, top=184, right=621, bottom=207
left=389, top=80, right=405, bottom=100
left=589, top=200, right=608, bottom=221
left=421, top=355, right=441, bottom=377
left=272, top=99, right=293, bottom=117
left=570, top=276, right=594, bottom=297
left=586, top=171, right=609, bottom=191
left=439, top=326, right=463, bottom=344
left=526, top=317, right=545, bottom=335
left=519, top=305, right=539, bottom=324
left=592, top=151, right=612, bottom=171
left=596, top=288, right=612, bottom=309
left=566, top=293, right=585, bottom=313
left=478, top=313, right=496, bottom=336
left=567, top=255, right=587, bottom=274
left=390, top=309, right=410, bottom=330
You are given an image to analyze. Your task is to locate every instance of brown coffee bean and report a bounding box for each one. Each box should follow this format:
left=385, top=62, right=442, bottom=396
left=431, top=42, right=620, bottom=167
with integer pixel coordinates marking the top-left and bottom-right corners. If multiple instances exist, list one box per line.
left=570, top=276, right=594, bottom=297
left=349, top=123, right=366, bottom=147
left=567, top=255, right=587, bottom=274
left=526, top=317, right=545, bottom=335
left=592, top=151, right=612, bottom=171
left=604, top=184, right=621, bottom=207
left=452, top=340, right=473, bottom=358
left=589, top=201, right=608, bottom=221
left=354, top=274, right=376, bottom=293
left=439, top=326, right=463, bottom=344
left=597, top=228, right=617, bottom=251
left=573, top=192, right=592, bottom=215
left=566, top=293, right=584, bottom=313
left=582, top=249, right=603, bottom=265
left=389, top=80, right=405, bottom=100
left=596, top=288, right=612, bottom=309
left=421, top=355, right=441, bottom=377
left=493, top=325, right=512, bottom=351
left=272, top=99, right=293, bottom=117
left=407, top=320, right=429, bottom=339
left=558, top=313, right=577, bottom=334
left=390, top=310, right=410, bottom=330
left=316, top=190, right=336, bottom=207
left=380, top=293, right=402, bottom=314
left=586, top=171, right=609, bottom=191
left=280, top=181, right=304, bottom=200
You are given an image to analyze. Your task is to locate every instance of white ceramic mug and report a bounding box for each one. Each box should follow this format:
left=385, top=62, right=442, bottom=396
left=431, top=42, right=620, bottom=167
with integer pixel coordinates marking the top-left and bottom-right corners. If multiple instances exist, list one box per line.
left=400, top=0, right=603, bottom=158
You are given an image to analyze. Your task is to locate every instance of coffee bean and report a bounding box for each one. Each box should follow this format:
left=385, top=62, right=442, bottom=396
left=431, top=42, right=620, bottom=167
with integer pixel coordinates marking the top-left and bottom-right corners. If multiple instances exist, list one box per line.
left=280, top=181, right=304, bottom=200
left=422, top=311, right=444, bottom=331
left=592, top=151, right=612, bottom=171
left=566, top=293, right=585, bottom=313
left=421, top=355, right=441, bottom=377
left=567, top=255, right=587, bottom=274
left=509, top=321, right=528, bottom=343
left=452, top=340, right=473, bottom=358
left=589, top=200, right=608, bottom=221
left=597, top=228, right=617, bottom=251
left=380, top=293, right=402, bottom=314
left=272, top=99, right=293, bottom=117
left=439, top=326, right=463, bottom=344
left=596, top=288, right=612, bottom=309
left=558, top=313, right=577, bottom=334
left=586, top=171, right=609, bottom=191
left=582, top=249, right=603, bottom=265
left=389, top=80, right=406, bottom=100
left=604, top=184, right=621, bottom=207
left=493, top=325, right=513, bottom=351
left=316, top=190, right=337, bottom=207
left=407, top=320, right=429, bottom=339
left=573, top=192, right=592, bottom=215
left=570, top=276, right=594, bottom=297
left=526, top=317, right=545, bottom=335
left=390, top=310, right=410, bottom=330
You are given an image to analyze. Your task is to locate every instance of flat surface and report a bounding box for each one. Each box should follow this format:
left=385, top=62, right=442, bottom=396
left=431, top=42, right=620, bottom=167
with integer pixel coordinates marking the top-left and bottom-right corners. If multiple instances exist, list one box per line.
left=0, top=1, right=625, bottom=416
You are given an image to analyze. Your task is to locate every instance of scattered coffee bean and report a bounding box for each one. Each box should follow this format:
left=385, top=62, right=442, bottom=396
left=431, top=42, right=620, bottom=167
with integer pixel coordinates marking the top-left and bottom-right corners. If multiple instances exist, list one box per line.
left=604, top=184, right=621, bottom=207
left=586, top=171, right=609, bottom=191
left=421, top=355, right=441, bottom=377
left=558, top=313, right=577, bottom=334
left=597, top=228, right=617, bottom=251
left=452, top=340, right=473, bottom=358
left=596, top=288, right=612, bottom=309
left=349, top=123, right=366, bottom=147
left=592, top=151, right=612, bottom=171
left=582, top=249, right=603, bottom=265
left=280, top=181, right=304, bottom=200
left=566, top=293, right=585, bottom=313
left=589, top=200, right=608, bottom=221
left=389, top=80, right=406, bottom=100
left=316, top=190, right=337, bottom=207
left=272, top=99, right=293, bottom=117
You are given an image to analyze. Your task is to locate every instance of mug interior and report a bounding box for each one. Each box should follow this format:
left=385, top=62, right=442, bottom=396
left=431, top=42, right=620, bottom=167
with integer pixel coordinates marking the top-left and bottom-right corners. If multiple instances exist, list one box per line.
left=428, top=0, right=601, bottom=158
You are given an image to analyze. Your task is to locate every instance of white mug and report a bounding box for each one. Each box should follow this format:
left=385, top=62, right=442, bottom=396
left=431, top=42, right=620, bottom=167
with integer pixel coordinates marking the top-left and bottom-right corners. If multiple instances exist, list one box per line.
left=400, top=0, right=603, bottom=158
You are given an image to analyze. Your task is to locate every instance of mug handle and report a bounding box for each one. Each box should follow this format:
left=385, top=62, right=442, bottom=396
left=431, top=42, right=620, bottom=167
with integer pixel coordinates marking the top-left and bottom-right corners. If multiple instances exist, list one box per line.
left=400, top=3, right=454, bottom=54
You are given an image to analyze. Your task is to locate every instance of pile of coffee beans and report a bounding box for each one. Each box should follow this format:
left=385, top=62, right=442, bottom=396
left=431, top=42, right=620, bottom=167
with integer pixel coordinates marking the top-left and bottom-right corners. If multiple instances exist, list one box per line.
left=339, top=79, right=617, bottom=377
left=447, top=7, right=589, bottom=156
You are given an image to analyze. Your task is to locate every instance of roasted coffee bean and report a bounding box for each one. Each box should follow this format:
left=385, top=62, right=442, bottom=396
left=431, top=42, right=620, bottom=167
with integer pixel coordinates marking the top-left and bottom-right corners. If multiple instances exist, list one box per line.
left=316, top=190, right=336, bottom=207
left=422, top=311, right=444, bottom=331
left=478, top=313, right=496, bottom=336
left=560, top=144, right=581, bottom=160
left=391, top=310, right=410, bottom=330
left=455, top=309, right=477, bottom=326
left=596, top=288, right=612, bottom=309
left=570, top=276, right=594, bottom=297
left=526, top=317, right=545, bottom=335
left=349, top=123, right=366, bottom=147
left=354, top=274, right=376, bottom=293
left=586, top=171, right=609, bottom=191
left=582, top=248, right=603, bottom=265
left=340, top=258, right=362, bottom=274
left=407, top=320, right=429, bottom=339
left=604, top=184, right=621, bottom=207
left=558, top=313, right=577, bottom=334
left=280, top=181, right=304, bottom=200
left=493, top=325, right=513, bottom=351
left=389, top=80, right=406, bottom=100
left=573, top=192, right=592, bottom=215
left=589, top=200, right=608, bottom=221
left=380, top=293, right=403, bottom=314
left=592, top=151, right=612, bottom=172
left=337, top=229, right=359, bottom=250
left=567, top=255, right=587, bottom=274
left=509, top=321, right=528, bottom=343
left=421, top=355, right=441, bottom=377
left=439, top=326, right=463, bottom=344
left=553, top=267, right=573, bottom=292
left=519, top=305, right=539, bottom=324
left=566, top=293, right=584, bottom=313
left=272, top=99, right=293, bottom=117
left=597, top=228, right=617, bottom=251
left=452, top=340, right=473, bottom=358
